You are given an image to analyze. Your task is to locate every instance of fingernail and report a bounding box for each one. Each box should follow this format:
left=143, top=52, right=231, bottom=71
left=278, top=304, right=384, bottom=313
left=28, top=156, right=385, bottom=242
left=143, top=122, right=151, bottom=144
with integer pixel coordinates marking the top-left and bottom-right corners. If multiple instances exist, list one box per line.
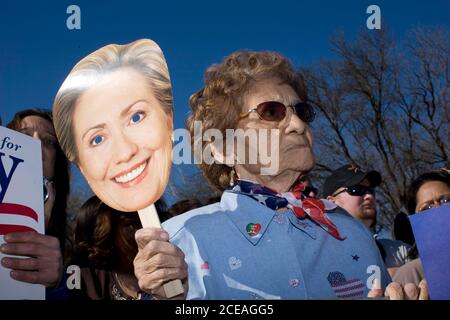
left=0, top=245, right=6, bottom=253
left=4, top=234, right=11, bottom=241
left=1, top=258, right=10, bottom=267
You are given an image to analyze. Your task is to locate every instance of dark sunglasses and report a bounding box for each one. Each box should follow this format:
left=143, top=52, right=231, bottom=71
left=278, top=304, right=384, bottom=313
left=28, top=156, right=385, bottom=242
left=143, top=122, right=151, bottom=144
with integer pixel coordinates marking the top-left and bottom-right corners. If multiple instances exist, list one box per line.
left=332, top=185, right=375, bottom=197
left=240, top=101, right=315, bottom=123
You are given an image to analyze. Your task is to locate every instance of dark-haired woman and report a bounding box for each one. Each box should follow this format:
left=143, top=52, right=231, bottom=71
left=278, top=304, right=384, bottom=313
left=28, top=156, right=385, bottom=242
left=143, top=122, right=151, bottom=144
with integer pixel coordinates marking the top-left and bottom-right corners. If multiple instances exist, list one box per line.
left=1, top=108, right=71, bottom=298
left=393, top=168, right=450, bottom=286
left=71, top=196, right=172, bottom=300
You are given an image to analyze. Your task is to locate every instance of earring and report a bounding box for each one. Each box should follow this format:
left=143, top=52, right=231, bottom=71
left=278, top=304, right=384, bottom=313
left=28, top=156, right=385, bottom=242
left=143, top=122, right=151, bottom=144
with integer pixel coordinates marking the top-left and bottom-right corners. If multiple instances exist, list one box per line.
left=229, top=167, right=236, bottom=186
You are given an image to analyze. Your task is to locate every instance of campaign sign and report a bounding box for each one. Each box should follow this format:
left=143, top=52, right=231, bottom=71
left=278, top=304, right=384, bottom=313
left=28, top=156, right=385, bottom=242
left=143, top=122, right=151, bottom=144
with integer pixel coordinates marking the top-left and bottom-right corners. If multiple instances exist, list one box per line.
left=410, top=204, right=450, bottom=300
left=0, top=125, right=45, bottom=299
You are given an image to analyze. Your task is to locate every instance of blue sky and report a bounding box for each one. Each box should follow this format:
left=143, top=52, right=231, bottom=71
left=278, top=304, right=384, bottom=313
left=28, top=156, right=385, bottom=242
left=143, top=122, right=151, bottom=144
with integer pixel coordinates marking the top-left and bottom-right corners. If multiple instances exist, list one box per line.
left=1, top=0, right=448, bottom=202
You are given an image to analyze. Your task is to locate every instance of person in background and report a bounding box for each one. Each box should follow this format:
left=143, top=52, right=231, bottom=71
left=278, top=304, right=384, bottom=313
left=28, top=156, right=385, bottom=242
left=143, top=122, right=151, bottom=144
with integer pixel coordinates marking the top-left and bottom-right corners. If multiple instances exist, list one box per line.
left=1, top=108, right=71, bottom=298
left=393, top=168, right=450, bottom=286
left=323, top=164, right=411, bottom=276
left=71, top=196, right=171, bottom=300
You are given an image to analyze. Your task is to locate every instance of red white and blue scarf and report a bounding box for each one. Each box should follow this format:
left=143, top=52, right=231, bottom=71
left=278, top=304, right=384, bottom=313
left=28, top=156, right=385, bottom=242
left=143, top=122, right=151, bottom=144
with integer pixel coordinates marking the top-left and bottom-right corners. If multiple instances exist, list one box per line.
left=229, top=180, right=345, bottom=240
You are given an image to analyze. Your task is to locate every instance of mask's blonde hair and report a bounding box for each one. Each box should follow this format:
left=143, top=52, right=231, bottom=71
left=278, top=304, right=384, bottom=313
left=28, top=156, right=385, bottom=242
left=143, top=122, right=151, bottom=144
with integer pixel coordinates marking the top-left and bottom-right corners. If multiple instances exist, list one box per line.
left=53, top=39, right=173, bottom=162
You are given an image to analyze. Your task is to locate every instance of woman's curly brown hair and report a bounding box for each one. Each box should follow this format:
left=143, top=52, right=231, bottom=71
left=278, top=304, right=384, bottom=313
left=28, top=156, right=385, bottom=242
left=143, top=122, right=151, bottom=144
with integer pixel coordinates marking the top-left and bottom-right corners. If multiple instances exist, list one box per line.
left=187, top=50, right=307, bottom=191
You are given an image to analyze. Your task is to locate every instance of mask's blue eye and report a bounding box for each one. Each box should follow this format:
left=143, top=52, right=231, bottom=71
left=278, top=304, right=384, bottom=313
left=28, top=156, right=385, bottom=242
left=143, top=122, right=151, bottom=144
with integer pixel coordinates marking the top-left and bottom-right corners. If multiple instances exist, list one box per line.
left=91, top=135, right=104, bottom=146
left=131, top=112, right=144, bottom=124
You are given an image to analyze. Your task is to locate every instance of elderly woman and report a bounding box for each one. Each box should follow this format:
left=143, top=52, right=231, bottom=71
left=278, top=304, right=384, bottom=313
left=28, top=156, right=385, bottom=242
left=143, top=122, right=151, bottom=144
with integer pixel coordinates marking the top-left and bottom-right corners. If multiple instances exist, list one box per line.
left=136, top=50, right=427, bottom=299
left=52, top=39, right=187, bottom=299
left=2, top=109, right=71, bottom=298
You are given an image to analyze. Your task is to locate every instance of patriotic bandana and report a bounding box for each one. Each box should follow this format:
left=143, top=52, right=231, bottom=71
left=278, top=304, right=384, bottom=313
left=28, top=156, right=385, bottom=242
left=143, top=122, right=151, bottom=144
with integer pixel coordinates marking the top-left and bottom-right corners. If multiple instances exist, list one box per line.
left=228, top=179, right=345, bottom=240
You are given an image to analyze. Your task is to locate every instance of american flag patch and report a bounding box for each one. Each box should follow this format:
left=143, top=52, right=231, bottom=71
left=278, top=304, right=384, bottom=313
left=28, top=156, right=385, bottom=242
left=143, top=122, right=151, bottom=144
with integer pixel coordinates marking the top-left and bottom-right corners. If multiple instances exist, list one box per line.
left=327, top=271, right=365, bottom=299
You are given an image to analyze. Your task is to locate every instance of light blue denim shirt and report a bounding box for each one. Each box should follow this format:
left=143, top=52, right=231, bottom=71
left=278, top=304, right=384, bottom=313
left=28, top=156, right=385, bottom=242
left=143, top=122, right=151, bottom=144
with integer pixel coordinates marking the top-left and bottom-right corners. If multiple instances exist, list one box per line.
left=163, top=191, right=391, bottom=299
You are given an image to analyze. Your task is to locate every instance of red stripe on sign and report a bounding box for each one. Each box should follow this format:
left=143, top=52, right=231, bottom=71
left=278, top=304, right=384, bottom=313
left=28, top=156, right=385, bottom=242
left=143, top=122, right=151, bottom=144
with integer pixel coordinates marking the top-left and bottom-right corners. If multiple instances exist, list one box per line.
left=0, top=224, right=37, bottom=235
left=0, top=203, right=38, bottom=222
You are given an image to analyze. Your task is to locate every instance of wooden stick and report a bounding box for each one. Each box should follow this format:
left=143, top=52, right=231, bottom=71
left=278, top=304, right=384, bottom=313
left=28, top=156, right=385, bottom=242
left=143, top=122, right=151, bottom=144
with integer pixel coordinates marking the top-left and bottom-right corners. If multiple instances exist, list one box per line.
left=138, top=204, right=184, bottom=298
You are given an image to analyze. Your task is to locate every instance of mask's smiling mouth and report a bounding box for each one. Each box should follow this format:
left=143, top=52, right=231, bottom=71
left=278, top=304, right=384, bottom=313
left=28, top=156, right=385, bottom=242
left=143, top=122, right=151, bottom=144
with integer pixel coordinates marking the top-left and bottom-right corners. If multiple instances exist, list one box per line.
left=112, top=159, right=149, bottom=187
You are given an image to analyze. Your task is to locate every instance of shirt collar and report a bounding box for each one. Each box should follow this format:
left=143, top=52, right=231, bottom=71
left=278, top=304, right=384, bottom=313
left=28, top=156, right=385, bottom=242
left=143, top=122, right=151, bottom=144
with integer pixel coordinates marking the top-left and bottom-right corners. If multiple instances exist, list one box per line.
left=286, top=210, right=317, bottom=239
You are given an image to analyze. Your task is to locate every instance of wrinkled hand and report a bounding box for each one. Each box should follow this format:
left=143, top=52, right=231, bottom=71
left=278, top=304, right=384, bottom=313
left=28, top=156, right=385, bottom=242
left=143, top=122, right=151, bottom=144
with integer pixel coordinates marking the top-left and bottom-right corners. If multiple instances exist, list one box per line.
left=368, top=279, right=429, bottom=300
left=0, top=231, right=63, bottom=288
left=134, top=227, right=188, bottom=299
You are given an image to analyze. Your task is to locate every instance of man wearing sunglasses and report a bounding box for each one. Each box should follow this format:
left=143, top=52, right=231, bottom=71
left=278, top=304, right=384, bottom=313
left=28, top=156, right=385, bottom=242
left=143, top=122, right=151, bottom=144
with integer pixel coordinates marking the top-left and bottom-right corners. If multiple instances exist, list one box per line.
left=323, top=164, right=411, bottom=275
